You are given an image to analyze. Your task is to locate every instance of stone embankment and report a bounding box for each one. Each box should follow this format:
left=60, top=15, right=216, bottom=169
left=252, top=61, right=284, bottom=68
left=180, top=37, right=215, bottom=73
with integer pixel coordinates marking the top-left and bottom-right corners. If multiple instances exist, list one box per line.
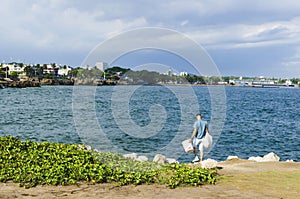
left=40, top=79, right=74, bottom=85
left=0, top=78, right=40, bottom=88
left=0, top=78, right=74, bottom=88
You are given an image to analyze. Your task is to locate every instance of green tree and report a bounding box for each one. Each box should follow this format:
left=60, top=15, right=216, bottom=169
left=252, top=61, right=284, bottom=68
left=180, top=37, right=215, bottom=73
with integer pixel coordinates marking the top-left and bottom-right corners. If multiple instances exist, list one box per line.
left=24, top=66, right=34, bottom=77
left=291, top=78, right=300, bottom=84
left=43, top=64, right=47, bottom=70
left=19, top=63, right=24, bottom=68
left=44, top=73, right=54, bottom=79
left=68, top=67, right=79, bottom=78
left=51, top=63, right=56, bottom=69
left=10, top=71, right=19, bottom=79
left=0, top=70, right=5, bottom=78
left=35, top=64, right=43, bottom=78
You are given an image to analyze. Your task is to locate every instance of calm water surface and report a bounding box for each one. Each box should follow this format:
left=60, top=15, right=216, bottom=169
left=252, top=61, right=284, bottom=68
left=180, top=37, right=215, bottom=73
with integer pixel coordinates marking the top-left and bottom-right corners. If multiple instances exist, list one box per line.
left=0, top=86, right=299, bottom=162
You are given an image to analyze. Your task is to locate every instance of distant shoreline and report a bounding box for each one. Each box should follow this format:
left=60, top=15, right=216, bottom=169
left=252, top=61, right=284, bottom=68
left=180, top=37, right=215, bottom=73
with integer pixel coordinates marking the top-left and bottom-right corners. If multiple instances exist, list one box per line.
left=1, top=78, right=299, bottom=88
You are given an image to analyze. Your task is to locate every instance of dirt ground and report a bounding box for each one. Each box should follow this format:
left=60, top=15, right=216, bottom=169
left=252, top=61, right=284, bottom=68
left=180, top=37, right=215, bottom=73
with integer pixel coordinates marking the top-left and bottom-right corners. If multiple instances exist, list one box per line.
left=0, top=159, right=299, bottom=199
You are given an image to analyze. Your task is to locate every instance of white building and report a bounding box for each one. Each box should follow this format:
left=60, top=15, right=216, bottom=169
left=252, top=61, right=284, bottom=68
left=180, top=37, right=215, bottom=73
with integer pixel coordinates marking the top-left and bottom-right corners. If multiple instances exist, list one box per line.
left=1, top=63, right=26, bottom=75
left=166, top=68, right=173, bottom=76
left=58, top=66, right=72, bottom=76
left=43, top=64, right=56, bottom=74
left=179, top=71, right=188, bottom=76
left=42, top=64, right=72, bottom=76
left=285, top=80, right=292, bottom=86
left=95, top=62, right=108, bottom=71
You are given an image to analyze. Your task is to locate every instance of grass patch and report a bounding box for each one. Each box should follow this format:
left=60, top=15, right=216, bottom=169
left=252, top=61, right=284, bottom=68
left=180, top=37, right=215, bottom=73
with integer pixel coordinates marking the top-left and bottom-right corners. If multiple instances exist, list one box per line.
left=219, top=171, right=300, bottom=198
left=0, top=136, right=217, bottom=188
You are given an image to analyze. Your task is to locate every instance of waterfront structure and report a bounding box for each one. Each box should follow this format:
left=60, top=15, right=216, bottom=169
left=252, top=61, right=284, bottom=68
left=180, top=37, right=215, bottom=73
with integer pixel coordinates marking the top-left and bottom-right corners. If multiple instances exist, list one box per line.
left=1, top=63, right=26, bottom=75
left=43, top=64, right=57, bottom=75
left=57, top=66, right=72, bottom=76
left=229, top=78, right=295, bottom=87
left=0, top=62, right=72, bottom=77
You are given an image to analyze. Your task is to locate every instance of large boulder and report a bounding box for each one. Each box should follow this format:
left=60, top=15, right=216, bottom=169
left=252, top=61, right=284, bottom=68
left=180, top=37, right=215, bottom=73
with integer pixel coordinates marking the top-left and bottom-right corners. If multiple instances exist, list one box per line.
left=201, top=158, right=218, bottom=169
left=248, top=152, right=280, bottom=162
left=286, top=159, right=294, bottom=162
left=226, top=156, right=239, bottom=160
left=248, top=156, right=264, bottom=162
left=262, top=152, right=280, bottom=162
left=166, top=158, right=179, bottom=164
left=123, top=153, right=138, bottom=161
left=40, top=79, right=54, bottom=85
left=153, top=154, right=166, bottom=164
left=137, top=155, right=148, bottom=162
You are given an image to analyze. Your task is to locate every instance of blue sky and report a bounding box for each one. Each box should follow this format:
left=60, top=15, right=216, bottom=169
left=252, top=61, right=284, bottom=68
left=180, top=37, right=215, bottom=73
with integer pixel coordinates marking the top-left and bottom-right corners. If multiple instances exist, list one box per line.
left=1, top=0, right=300, bottom=78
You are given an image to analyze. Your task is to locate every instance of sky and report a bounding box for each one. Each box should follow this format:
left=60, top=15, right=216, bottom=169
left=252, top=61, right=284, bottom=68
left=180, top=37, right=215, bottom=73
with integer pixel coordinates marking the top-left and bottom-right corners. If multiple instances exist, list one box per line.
left=1, top=0, right=300, bottom=78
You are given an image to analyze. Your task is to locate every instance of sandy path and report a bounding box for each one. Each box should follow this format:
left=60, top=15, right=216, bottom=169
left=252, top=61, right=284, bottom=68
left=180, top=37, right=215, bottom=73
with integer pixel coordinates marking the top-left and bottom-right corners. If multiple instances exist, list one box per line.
left=0, top=160, right=299, bottom=199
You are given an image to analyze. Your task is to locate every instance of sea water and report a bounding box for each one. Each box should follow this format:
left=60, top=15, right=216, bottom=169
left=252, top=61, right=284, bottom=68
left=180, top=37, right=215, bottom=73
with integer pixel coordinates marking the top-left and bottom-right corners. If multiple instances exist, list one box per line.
left=0, top=85, right=299, bottom=162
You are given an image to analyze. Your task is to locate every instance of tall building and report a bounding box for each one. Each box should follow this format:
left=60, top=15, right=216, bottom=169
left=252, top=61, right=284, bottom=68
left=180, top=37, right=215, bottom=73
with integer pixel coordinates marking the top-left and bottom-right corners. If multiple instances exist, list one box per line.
left=166, top=68, right=173, bottom=76
left=95, top=62, right=108, bottom=72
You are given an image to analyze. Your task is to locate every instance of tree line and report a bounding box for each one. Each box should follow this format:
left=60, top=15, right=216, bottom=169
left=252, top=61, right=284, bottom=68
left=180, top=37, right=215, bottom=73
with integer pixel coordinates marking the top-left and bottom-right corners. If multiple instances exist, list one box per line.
left=1, top=63, right=299, bottom=85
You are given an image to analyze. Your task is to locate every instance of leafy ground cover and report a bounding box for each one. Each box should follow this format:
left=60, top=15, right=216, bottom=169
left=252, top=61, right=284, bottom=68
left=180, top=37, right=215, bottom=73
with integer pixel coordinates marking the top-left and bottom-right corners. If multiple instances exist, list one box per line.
left=0, top=136, right=216, bottom=188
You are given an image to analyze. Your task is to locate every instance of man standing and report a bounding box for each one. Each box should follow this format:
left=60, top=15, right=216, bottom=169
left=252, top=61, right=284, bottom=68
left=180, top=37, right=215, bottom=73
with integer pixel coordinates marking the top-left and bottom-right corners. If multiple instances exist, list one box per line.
left=189, top=114, right=208, bottom=163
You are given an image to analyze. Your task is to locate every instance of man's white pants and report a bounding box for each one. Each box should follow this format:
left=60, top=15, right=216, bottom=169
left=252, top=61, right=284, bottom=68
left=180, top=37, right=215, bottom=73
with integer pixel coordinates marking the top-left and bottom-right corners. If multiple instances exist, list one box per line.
left=192, top=137, right=204, bottom=153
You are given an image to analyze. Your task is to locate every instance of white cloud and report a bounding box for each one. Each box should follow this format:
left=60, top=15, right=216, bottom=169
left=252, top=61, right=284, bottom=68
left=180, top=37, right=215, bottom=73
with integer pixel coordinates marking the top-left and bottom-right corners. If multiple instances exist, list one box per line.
left=184, top=17, right=300, bottom=50
left=0, top=0, right=148, bottom=52
left=1, top=0, right=300, bottom=77
left=2, top=0, right=300, bottom=52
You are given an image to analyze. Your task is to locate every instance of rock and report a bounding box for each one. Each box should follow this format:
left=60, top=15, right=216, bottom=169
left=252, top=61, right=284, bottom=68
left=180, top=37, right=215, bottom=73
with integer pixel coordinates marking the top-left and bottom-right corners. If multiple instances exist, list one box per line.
left=262, top=152, right=280, bottom=162
left=137, top=156, right=148, bottom=162
left=166, top=158, right=179, bottom=164
left=201, top=158, right=218, bottom=169
left=123, top=153, right=138, bottom=161
left=8, top=80, right=40, bottom=88
left=226, top=156, right=239, bottom=160
left=286, top=159, right=294, bottom=162
left=40, top=79, right=74, bottom=85
left=248, top=156, right=264, bottom=162
left=248, top=152, right=280, bottom=162
left=85, top=145, right=92, bottom=151
left=153, top=154, right=166, bottom=164
left=58, top=79, right=74, bottom=85
left=77, top=144, right=92, bottom=151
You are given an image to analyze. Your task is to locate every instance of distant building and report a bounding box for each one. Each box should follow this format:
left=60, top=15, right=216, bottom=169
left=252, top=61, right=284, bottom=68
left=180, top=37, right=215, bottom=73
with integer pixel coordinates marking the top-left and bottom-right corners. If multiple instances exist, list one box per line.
left=95, top=62, right=108, bottom=72
left=217, top=81, right=228, bottom=85
left=0, top=62, right=72, bottom=78
left=165, top=68, right=175, bottom=76
left=285, top=80, right=292, bottom=86
left=44, top=64, right=58, bottom=74
left=43, top=64, right=72, bottom=76
left=179, top=71, right=188, bottom=76
left=58, top=66, right=72, bottom=76
left=1, top=63, right=26, bottom=75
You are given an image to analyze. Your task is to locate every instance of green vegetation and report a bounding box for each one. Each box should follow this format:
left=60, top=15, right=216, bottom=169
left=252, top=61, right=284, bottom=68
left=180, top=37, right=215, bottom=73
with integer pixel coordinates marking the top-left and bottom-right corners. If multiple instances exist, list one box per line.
left=8, top=71, right=20, bottom=79
left=1, top=62, right=299, bottom=85
left=0, top=136, right=217, bottom=189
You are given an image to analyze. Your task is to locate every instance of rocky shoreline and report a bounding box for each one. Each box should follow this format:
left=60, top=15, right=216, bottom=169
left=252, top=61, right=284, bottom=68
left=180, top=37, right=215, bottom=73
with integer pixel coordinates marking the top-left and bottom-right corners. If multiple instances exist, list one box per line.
left=119, top=151, right=295, bottom=169
left=0, top=78, right=75, bottom=88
